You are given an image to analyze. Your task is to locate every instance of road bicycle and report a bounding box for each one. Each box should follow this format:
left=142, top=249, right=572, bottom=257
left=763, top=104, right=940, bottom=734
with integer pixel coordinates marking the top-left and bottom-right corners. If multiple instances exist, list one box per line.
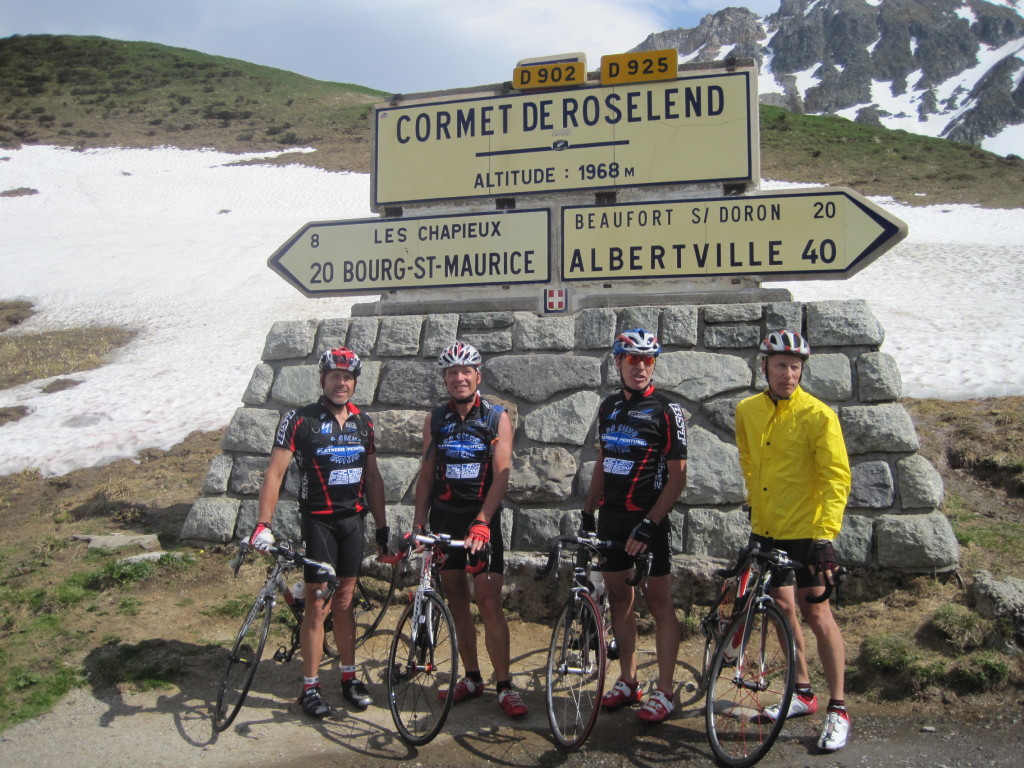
left=700, top=546, right=836, bottom=768
left=384, top=531, right=486, bottom=746
left=536, top=533, right=650, bottom=751
left=212, top=539, right=399, bottom=732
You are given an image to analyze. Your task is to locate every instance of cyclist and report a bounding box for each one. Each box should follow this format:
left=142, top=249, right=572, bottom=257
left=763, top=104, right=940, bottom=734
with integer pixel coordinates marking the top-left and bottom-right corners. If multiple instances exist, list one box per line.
left=734, top=330, right=852, bottom=752
left=411, top=340, right=527, bottom=719
left=249, top=346, right=389, bottom=719
left=582, top=329, right=687, bottom=723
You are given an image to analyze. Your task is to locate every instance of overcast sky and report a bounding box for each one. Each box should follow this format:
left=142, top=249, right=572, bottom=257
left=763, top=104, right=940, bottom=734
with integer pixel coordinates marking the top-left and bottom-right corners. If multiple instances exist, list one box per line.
left=2, top=1, right=781, bottom=94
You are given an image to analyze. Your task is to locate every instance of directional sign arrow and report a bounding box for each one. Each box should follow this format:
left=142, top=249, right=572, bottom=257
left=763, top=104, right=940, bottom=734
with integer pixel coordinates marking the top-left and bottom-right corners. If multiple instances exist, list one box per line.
left=268, top=209, right=550, bottom=297
left=561, top=187, right=907, bottom=282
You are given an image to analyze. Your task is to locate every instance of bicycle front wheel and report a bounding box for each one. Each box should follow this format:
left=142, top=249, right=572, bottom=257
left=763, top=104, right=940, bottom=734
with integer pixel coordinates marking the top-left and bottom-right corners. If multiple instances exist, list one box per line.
left=705, top=602, right=795, bottom=768
left=386, top=591, right=458, bottom=746
left=213, top=594, right=272, bottom=732
left=546, top=591, right=606, bottom=750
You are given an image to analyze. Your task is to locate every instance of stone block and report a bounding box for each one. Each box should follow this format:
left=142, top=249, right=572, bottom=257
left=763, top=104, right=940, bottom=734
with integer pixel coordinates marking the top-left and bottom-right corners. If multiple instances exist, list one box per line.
left=181, top=497, right=240, bottom=543
left=347, top=316, right=380, bottom=355
left=461, top=311, right=514, bottom=330
left=765, top=302, right=803, bottom=334
left=242, top=364, right=274, bottom=405
left=229, top=455, right=269, bottom=495
left=513, top=314, right=575, bottom=351
left=262, top=319, right=318, bottom=360
left=806, top=300, right=884, bottom=347
left=875, top=511, right=959, bottom=571
left=202, top=454, right=233, bottom=494
left=858, top=351, right=903, bottom=402
left=683, top=508, right=749, bottom=559
left=271, top=364, right=319, bottom=407
left=378, top=456, right=421, bottom=503
left=576, top=308, right=617, bottom=350
left=849, top=460, right=895, bottom=509
left=222, top=408, right=281, bottom=455
left=802, top=353, right=852, bottom=402
left=512, top=508, right=564, bottom=551
left=661, top=306, right=698, bottom=347
left=464, top=330, right=513, bottom=353
left=486, top=354, right=601, bottom=403
left=897, top=453, right=944, bottom=510
left=374, top=409, right=428, bottom=454
left=377, top=360, right=449, bottom=407
left=422, top=314, right=459, bottom=357
left=704, top=303, right=762, bottom=323
left=835, top=513, right=873, bottom=566
left=841, top=404, right=919, bottom=454
left=524, top=392, right=600, bottom=446
left=657, top=351, right=750, bottom=402
left=703, top=396, right=746, bottom=436
left=508, top=446, right=577, bottom=503
left=682, top=426, right=746, bottom=505
left=377, top=315, right=423, bottom=356
left=237, top=499, right=301, bottom=543
left=705, top=324, right=762, bottom=349
left=352, top=360, right=381, bottom=407
left=617, top=307, right=660, bottom=336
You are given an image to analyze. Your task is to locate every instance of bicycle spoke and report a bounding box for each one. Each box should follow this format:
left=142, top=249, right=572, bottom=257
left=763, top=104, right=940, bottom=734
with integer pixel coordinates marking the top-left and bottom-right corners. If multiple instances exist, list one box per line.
left=546, top=592, right=605, bottom=750
left=387, top=592, right=458, bottom=745
left=705, top=603, right=795, bottom=768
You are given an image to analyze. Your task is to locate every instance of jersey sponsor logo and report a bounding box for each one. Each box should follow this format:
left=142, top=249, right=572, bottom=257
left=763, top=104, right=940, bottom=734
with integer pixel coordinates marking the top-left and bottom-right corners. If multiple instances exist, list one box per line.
left=440, top=420, right=457, bottom=435
left=316, top=442, right=366, bottom=464
left=602, top=425, right=648, bottom=453
left=629, top=408, right=655, bottom=422
left=277, top=410, right=298, bottom=444
left=328, top=467, right=363, bottom=485
left=440, top=434, right=486, bottom=459
left=344, top=421, right=358, bottom=432
left=669, top=403, right=687, bottom=445
left=320, top=422, right=332, bottom=434
left=446, top=462, right=482, bottom=479
left=603, top=456, right=635, bottom=475
left=608, top=408, right=621, bottom=421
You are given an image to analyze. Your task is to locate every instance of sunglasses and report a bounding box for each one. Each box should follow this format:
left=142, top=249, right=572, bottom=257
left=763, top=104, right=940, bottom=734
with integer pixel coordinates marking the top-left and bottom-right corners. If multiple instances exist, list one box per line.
left=623, top=354, right=656, bottom=366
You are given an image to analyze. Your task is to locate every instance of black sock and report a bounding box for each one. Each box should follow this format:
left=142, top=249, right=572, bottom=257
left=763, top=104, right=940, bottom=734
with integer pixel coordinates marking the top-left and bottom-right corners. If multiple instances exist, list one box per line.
left=466, top=670, right=483, bottom=684
left=795, top=684, right=813, bottom=698
left=827, top=699, right=846, bottom=712
left=496, top=680, right=512, bottom=692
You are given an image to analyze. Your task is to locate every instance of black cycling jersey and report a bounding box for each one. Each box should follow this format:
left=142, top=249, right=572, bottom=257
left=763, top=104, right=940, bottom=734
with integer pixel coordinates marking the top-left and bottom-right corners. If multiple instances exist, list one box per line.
left=273, top=397, right=376, bottom=517
left=596, top=385, right=688, bottom=514
left=429, top=394, right=504, bottom=511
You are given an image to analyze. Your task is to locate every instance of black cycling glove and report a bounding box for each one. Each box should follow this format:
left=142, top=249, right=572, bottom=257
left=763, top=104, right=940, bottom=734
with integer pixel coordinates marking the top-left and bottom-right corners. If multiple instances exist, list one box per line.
left=375, top=525, right=391, bottom=553
left=812, top=539, right=838, bottom=574
left=628, top=518, right=658, bottom=547
left=579, top=511, right=596, bottom=535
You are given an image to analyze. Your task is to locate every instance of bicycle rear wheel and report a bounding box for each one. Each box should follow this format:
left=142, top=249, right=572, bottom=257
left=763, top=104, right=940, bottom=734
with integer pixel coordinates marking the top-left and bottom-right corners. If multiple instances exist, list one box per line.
left=705, top=602, right=795, bottom=768
left=386, top=591, right=458, bottom=745
left=354, top=555, right=400, bottom=648
left=546, top=591, right=606, bottom=750
left=213, top=594, right=272, bottom=731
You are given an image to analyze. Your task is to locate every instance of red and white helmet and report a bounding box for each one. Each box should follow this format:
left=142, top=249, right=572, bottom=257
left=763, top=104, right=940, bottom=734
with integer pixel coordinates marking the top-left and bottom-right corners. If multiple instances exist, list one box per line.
left=318, top=346, right=362, bottom=376
left=437, top=341, right=482, bottom=369
left=613, top=328, right=661, bottom=357
left=759, top=330, right=810, bottom=359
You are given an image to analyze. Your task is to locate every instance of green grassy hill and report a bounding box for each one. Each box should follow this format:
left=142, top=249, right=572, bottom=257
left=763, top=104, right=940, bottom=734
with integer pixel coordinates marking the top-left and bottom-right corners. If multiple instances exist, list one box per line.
left=2, top=33, right=1023, bottom=206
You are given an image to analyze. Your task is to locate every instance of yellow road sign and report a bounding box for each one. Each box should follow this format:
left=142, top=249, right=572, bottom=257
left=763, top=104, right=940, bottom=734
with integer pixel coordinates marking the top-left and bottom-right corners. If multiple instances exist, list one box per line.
left=561, top=188, right=907, bottom=281
left=372, top=64, right=757, bottom=208
left=269, top=210, right=550, bottom=297
left=600, top=49, right=678, bottom=85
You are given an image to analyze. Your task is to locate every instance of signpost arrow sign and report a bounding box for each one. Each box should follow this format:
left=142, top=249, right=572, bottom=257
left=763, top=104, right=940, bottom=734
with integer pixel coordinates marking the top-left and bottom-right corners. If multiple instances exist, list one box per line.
left=561, top=186, right=907, bottom=282
left=268, top=209, right=550, bottom=297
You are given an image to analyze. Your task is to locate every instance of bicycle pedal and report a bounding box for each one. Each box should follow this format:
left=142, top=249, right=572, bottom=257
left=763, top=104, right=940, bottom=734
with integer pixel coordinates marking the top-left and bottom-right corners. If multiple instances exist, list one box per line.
left=273, top=645, right=290, bottom=663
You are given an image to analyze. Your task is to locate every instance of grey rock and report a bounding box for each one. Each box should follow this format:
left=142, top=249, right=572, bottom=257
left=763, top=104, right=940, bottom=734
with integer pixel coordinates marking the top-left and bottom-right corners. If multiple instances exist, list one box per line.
left=849, top=460, right=894, bottom=509
left=875, top=512, right=959, bottom=571
left=765, top=302, right=803, bottom=333
left=377, top=360, right=449, bottom=407
left=898, top=453, right=945, bottom=510
left=229, top=455, right=269, bottom=495
left=181, top=497, right=240, bottom=543
left=378, top=456, right=421, bottom=503
left=835, top=513, right=873, bottom=566
left=377, top=315, right=423, bottom=357
left=617, top=307, right=661, bottom=336
left=461, top=311, right=514, bottom=330
left=352, top=361, right=381, bottom=407
left=660, top=305, right=698, bottom=347
left=271, top=365, right=319, bottom=407
left=374, top=409, right=428, bottom=454
left=242, top=364, right=274, bottom=405
left=806, top=300, right=884, bottom=347
left=486, top=355, right=601, bottom=403
left=202, top=454, right=233, bottom=494
left=576, top=308, right=617, bottom=350
left=704, top=303, right=762, bottom=322
left=703, top=396, right=746, bottom=436
left=657, top=351, right=751, bottom=402
left=683, top=426, right=746, bottom=505
left=222, top=408, right=281, bottom=455
left=422, top=314, right=459, bottom=357
left=705, top=324, right=762, bottom=349
left=683, top=508, right=749, bottom=559
left=508, top=447, right=577, bottom=503
left=841, top=404, right=919, bottom=453
left=512, top=508, right=565, bottom=551
left=347, top=316, right=380, bottom=355
left=464, top=330, right=513, bottom=353
left=802, top=353, right=852, bottom=402
left=858, top=351, right=903, bottom=402
left=971, top=570, right=1024, bottom=642
left=262, top=319, right=318, bottom=360
left=524, top=392, right=600, bottom=446
left=513, top=314, right=575, bottom=351
left=238, top=499, right=301, bottom=543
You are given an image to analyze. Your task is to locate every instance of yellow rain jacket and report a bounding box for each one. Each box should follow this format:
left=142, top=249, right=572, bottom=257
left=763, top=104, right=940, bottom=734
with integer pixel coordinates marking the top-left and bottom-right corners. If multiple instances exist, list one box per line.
left=735, top=386, right=851, bottom=540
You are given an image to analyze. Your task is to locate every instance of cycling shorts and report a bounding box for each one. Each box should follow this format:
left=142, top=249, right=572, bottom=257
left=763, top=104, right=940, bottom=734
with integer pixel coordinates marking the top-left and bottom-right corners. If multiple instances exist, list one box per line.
left=302, top=513, right=365, bottom=581
left=427, top=505, right=505, bottom=575
left=748, top=534, right=820, bottom=590
left=597, top=511, right=672, bottom=578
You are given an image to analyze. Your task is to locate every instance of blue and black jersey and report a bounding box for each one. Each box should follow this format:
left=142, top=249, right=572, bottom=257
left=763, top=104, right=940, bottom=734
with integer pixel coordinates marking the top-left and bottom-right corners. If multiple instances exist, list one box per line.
left=596, top=385, right=687, bottom=514
left=273, top=398, right=375, bottom=517
left=429, top=394, right=505, bottom=511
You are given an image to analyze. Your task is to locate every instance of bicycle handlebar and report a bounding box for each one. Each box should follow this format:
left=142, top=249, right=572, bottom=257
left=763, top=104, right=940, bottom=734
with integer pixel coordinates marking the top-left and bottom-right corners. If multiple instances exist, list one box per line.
left=228, top=539, right=339, bottom=592
left=715, top=546, right=843, bottom=604
left=537, top=534, right=651, bottom=587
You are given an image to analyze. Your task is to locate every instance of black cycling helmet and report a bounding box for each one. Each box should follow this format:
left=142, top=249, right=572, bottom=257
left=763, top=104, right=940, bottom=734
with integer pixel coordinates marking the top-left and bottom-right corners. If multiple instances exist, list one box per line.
left=612, top=328, right=661, bottom=357
left=759, top=330, right=810, bottom=360
left=318, top=346, right=362, bottom=376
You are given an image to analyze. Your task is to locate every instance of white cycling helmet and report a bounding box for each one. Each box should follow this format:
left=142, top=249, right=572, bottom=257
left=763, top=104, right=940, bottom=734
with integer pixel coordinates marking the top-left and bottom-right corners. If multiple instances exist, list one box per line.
left=437, top=340, right=482, bottom=368
left=759, top=330, right=810, bottom=360
left=612, top=328, right=661, bottom=357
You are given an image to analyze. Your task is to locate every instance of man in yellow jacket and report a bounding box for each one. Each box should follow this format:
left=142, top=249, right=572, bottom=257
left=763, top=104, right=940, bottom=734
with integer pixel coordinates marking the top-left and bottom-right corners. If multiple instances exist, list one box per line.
left=735, top=330, right=852, bottom=753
